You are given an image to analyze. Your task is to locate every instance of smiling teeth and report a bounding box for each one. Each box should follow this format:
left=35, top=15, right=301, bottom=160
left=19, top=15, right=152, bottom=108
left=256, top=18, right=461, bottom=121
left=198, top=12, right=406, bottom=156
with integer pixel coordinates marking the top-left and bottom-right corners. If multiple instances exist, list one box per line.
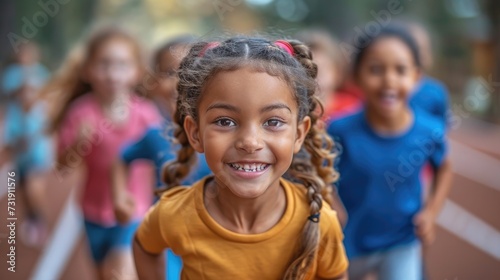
left=230, top=163, right=268, bottom=172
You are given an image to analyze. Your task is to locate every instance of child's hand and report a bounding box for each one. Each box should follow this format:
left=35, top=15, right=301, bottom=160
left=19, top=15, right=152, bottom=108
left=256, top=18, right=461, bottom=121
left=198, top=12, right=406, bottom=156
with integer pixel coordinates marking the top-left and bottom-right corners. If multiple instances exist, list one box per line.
left=114, top=192, right=136, bottom=225
left=413, top=208, right=437, bottom=245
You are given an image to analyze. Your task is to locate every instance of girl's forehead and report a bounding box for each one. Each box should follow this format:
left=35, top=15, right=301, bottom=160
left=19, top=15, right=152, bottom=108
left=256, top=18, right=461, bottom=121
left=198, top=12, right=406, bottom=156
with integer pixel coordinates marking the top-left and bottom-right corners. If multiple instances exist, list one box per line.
left=200, top=68, right=297, bottom=109
left=364, top=37, right=414, bottom=62
left=92, top=38, right=138, bottom=59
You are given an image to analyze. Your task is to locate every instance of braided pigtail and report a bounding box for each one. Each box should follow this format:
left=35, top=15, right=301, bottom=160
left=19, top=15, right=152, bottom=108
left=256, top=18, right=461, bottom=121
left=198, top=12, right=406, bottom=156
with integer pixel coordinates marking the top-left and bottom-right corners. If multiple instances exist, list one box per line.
left=282, top=40, right=339, bottom=280
left=158, top=108, right=197, bottom=194
left=157, top=42, right=212, bottom=194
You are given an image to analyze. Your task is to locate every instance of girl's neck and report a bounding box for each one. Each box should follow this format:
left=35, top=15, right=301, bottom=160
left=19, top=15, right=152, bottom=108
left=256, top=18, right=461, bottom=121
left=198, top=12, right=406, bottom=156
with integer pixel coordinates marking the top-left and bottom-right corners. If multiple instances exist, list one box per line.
left=95, top=91, right=131, bottom=124
left=366, top=106, right=413, bottom=134
left=94, top=90, right=129, bottom=107
left=204, top=178, right=286, bottom=234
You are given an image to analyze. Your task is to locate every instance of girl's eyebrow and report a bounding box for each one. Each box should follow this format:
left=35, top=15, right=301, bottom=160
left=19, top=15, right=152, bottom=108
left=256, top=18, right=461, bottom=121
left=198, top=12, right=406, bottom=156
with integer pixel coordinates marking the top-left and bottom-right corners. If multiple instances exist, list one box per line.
left=260, top=103, right=291, bottom=114
left=206, top=103, right=240, bottom=113
left=206, top=103, right=291, bottom=114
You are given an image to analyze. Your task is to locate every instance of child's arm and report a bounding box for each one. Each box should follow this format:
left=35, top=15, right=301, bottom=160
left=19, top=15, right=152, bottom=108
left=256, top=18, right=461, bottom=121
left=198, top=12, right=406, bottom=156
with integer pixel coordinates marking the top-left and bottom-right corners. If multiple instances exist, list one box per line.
left=112, top=131, right=155, bottom=224
left=414, top=158, right=453, bottom=245
left=133, top=236, right=165, bottom=280
left=329, top=186, right=348, bottom=228
left=111, top=159, right=135, bottom=224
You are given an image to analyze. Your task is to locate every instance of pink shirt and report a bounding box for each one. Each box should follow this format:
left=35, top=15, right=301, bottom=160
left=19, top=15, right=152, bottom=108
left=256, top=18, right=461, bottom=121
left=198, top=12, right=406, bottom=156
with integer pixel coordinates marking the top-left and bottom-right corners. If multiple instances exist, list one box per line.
left=58, top=93, right=161, bottom=226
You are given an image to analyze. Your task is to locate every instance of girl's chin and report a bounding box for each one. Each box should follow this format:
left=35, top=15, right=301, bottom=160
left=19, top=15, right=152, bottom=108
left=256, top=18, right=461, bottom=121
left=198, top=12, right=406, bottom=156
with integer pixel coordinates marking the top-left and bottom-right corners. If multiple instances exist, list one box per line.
left=227, top=187, right=269, bottom=199
left=374, top=104, right=406, bottom=117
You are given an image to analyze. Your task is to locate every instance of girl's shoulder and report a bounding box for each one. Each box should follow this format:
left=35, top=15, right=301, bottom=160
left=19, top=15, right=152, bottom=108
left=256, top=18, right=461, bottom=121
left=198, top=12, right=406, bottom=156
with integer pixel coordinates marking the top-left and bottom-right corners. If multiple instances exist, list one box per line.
left=327, top=110, right=364, bottom=136
left=413, top=109, right=446, bottom=138
left=156, top=178, right=206, bottom=216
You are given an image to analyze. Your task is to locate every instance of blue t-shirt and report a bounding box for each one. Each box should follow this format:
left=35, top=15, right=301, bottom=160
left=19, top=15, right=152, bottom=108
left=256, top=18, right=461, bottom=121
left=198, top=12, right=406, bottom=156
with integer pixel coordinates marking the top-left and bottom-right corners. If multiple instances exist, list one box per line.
left=4, top=101, right=53, bottom=173
left=327, top=110, right=447, bottom=258
left=409, top=76, right=449, bottom=125
left=121, top=125, right=211, bottom=188
left=1, top=63, right=50, bottom=95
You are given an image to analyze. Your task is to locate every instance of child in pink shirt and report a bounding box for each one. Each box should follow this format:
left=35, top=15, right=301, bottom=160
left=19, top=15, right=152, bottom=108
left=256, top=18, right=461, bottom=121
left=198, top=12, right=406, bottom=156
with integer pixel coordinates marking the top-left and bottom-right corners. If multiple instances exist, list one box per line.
left=58, top=94, right=160, bottom=225
left=46, top=27, right=160, bottom=279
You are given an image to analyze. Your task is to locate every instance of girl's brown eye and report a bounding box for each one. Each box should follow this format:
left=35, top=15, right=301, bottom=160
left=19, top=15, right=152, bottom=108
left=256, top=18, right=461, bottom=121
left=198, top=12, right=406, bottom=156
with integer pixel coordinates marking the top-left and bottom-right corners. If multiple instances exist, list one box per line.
left=396, top=65, right=407, bottom=75
left=264, top=119, right=284, bottom=127
left=369, top=65, right=384, bottom=75
left=215, top=118, right=236, bottom=127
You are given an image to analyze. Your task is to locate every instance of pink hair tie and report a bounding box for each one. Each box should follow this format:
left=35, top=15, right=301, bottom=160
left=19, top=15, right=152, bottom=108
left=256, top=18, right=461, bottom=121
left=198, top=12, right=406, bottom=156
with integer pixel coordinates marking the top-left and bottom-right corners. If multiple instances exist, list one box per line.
left=199, top=42, right=220, bottom=57
left=274, top=40, right=294, bottom=56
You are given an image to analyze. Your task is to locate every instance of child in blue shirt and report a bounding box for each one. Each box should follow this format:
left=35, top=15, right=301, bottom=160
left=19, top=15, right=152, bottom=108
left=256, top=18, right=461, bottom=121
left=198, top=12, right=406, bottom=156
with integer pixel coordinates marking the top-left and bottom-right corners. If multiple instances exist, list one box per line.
left=111, top=36, right=211, bottom=280
left=0, top=42, right=52, bottom=247
left=328, top=26, right=453, bottom=280
left=407, top=22, right=450, bottom=126
left=410, top=76, right=449, bottom=124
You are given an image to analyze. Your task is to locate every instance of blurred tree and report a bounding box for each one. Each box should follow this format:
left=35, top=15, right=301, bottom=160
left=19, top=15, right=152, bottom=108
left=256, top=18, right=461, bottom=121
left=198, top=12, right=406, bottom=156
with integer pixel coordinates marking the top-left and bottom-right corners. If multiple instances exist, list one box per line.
left=486, top=0, right=500, bottom=122
left=1, top=0, right=17, bottom=71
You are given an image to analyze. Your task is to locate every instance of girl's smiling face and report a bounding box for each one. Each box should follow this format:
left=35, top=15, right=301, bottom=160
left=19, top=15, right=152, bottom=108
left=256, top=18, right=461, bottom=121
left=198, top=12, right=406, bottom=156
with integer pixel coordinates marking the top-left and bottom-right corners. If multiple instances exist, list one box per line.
left=85, top=38, right=140, bottom=99
left=356, top=36, right=421, bottom=118
left=184, top=67, right=310, bottom=198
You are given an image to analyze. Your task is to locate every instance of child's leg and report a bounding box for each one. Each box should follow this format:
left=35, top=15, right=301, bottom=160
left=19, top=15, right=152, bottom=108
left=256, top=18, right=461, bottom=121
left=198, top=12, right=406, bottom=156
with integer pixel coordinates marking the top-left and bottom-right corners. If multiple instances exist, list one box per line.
left=102, top=248, right=137, bottom=280
left=378, top=241, right=422, bottom=280
left=19, top=168, right=48, bottom=247
left=348, top=252, right=381, bottom=280
left=102, top=220, right=141, bottom=279
left=24, top=171, right=47, bottom=218
left=84, top=220, right=110, bottom=279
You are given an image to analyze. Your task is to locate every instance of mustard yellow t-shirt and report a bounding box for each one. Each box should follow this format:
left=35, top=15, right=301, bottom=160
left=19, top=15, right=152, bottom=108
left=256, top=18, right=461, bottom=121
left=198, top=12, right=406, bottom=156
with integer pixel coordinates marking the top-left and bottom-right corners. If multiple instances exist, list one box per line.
left=136, top=177, right=348, bottom=279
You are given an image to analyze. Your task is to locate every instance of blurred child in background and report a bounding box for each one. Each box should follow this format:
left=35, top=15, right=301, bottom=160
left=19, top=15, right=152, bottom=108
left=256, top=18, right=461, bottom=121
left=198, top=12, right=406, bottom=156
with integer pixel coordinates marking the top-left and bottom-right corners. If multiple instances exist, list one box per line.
left=112, top=35, right=211, bottom=280
left=327, top=26, right=453, bottom=280
left=1, top=42, right=50, bottom=99
left=405, top=21, right=450, bottom=125
left=297, top=30, right=362, bottom=122
left=0, top=42, right=52, bottom=247
left=45, top=27, right=161, bottom=279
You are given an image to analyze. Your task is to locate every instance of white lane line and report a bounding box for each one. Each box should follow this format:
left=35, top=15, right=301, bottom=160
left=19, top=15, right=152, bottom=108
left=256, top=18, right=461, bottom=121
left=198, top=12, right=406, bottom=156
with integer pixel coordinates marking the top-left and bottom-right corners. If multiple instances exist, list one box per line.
left=450, top=139, right=500, bottom=191
left=452, top=119, right=500, bottom=155
left=30, top=190, right=83, bottom=280
left=437, top=199, right=500, bottom=260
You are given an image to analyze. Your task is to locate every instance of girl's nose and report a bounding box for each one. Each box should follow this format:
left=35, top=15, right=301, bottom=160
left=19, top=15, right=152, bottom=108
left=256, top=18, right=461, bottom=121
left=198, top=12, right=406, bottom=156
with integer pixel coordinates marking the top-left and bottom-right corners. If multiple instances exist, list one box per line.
left=383, top=70, right=398, bottom=87
left=235, top=127, right=264, bottom=154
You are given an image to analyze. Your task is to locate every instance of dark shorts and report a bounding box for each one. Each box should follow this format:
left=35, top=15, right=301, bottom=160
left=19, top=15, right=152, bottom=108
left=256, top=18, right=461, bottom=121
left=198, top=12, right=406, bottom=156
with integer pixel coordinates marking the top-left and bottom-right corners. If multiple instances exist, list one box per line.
left=84, top=220, right=140, bottom=263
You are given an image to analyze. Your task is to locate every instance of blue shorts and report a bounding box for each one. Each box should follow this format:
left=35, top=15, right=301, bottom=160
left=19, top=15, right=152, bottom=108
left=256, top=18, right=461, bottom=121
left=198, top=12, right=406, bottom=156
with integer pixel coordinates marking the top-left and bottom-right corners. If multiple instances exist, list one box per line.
left=84, top=220, right=140, bottom=263
left=348, top=241, right=422, bottom=280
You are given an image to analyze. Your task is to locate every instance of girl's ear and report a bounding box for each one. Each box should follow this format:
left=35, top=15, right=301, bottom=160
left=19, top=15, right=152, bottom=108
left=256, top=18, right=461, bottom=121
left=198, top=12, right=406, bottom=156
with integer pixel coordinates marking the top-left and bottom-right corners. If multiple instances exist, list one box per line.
left=294, top=116, right=311, bottom=153
left=414, top=67, right=423, bottom=83
left=184, top=115, right=204, bottom=153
